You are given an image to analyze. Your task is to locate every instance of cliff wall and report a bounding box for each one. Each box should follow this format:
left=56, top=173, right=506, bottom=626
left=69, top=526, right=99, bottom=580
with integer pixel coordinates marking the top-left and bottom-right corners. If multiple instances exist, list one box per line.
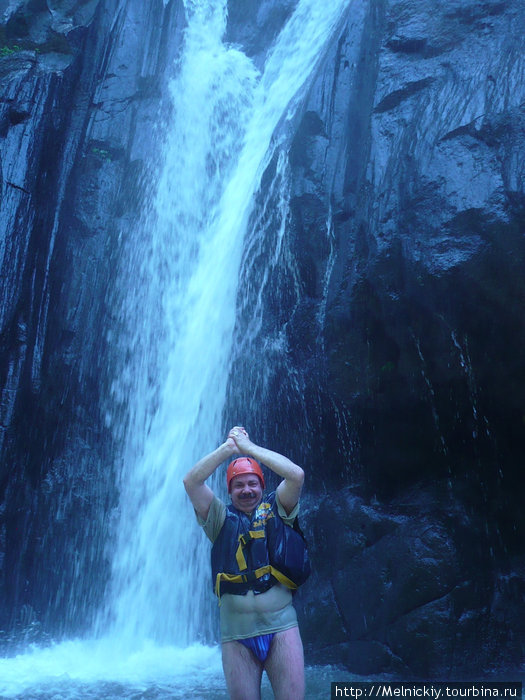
left=227, top=0, right=525, bottom=676
left=0, top=0, right=184, bottom=640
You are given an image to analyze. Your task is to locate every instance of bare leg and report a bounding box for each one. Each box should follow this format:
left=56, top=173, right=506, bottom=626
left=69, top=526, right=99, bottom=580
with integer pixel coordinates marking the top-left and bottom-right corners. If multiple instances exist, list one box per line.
left=222, top=640, right=263, bottom=700
left=265, top=626, right=305, bottom=700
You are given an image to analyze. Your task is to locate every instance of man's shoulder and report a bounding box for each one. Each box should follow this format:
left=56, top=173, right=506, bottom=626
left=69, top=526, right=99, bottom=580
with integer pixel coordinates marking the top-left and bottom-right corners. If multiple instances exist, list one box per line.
left=198, top=494, right=227, bottom=542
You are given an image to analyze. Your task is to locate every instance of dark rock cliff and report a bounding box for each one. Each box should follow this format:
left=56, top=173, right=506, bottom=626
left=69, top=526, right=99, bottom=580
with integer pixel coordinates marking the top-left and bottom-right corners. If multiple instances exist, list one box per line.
left=294, top=0, right=525, bottom=677
left=0, top=0, right=184, bottom=641
left=227, top=0, right=525, bottom=678
left=1, top=0, right=524, bottom=679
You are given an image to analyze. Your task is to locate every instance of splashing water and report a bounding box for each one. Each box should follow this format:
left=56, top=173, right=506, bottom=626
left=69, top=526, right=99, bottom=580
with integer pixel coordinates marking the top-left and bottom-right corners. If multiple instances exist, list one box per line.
left=104, top=0, right=350, bottom=647
left=0, top=0, right=351, bottom=695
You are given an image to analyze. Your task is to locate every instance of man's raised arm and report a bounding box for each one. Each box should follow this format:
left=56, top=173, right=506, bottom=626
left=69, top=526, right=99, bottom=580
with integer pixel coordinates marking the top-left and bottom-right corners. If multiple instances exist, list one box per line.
left=229, top=427, right=304, bottom=514
left=183, top=435, right=238, bottom=520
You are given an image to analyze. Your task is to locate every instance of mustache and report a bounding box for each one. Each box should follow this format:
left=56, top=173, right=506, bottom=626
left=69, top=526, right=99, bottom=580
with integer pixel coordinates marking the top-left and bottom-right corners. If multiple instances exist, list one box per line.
left=239, top=492, right=257, bottom=500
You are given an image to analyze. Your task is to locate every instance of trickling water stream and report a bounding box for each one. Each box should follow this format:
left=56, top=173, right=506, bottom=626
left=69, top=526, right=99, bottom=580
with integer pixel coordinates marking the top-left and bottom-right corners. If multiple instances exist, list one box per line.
left=0, top=0, right=351, bottom=695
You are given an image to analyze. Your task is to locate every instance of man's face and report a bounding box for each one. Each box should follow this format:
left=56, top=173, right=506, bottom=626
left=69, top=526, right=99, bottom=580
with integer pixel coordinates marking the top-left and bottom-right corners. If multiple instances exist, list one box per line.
left=230, top=474, right=263, bottom=514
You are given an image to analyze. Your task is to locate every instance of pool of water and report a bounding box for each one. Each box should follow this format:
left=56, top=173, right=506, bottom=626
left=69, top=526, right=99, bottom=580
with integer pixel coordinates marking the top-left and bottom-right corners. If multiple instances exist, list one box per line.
left=0, top=638, right=353, bottom=699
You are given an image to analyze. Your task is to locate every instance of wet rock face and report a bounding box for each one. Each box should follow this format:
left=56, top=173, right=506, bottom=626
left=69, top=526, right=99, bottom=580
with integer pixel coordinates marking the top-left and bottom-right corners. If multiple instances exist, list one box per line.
left=279, top=0, right=525, bottom=677
left=228, top=0, right=525, bottom=678
left=0, top=0, right=184, bottom=640
left=297, top=488, right=464, bottom=677
left=225, top=0, right=298, bottom=64
left=297, top=485, right=525, bottom=677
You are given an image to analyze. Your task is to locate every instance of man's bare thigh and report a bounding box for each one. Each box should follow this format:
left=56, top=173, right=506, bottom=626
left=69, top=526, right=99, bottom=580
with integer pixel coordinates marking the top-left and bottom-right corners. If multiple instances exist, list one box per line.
left=222, top=640, right=263, bottom=700
left=265, top=627, right=305, bottom=700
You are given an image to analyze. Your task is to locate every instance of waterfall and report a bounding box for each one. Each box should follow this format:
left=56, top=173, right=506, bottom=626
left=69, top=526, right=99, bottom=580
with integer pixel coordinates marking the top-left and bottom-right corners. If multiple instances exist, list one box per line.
left=0, top=0, right=351, bottom=695
left=100, top=0, right=260, bottom=646
left=103, top=0, right=351, bottom=646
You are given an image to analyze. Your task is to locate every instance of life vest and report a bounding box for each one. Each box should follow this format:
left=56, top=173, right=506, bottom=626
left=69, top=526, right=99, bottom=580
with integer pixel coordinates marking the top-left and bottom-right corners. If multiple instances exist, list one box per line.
left=211, top=491, right=311, bottom=599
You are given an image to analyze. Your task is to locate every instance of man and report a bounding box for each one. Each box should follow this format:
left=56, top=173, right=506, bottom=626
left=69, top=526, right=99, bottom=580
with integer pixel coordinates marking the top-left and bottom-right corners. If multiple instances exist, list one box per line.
left=183, top=426, right=309, bottom=700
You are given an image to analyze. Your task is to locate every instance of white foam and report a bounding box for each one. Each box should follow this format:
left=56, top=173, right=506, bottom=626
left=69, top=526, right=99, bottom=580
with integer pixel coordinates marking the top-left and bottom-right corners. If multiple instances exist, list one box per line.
left=0, top=638, right=223, bottom=697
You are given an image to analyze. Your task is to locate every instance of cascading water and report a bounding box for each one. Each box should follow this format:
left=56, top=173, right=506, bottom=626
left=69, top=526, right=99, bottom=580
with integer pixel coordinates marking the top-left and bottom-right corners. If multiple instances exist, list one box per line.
left=0, top=0, right=351, bottom=696
left=100, top=0, right=260, bottom=647
left=104, top=0, right=351, bottom=647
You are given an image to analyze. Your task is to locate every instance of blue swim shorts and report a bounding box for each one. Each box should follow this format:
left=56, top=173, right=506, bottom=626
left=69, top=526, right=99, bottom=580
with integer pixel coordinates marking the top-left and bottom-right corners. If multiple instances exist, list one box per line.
left=238, top=633, right=275, bottom=664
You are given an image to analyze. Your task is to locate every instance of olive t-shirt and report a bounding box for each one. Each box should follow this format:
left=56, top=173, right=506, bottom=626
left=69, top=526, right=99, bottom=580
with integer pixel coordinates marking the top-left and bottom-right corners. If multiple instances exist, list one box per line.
left=198, top=493, right=299, bottom=642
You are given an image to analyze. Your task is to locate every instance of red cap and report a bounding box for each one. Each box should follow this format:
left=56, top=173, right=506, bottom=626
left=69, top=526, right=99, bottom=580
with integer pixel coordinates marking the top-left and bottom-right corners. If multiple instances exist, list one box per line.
left=226, top=457, right=265, bottom=492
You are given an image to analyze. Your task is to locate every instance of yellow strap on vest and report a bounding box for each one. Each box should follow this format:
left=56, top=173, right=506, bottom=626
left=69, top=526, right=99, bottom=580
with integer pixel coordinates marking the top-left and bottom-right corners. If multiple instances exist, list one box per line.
left=254, top=565, right=298, bottom=591
left=235, top=530, right=266, bottom=571
left=215, top=572, right=246, bottom=599
left=214, top=565, right=298, bottom=603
